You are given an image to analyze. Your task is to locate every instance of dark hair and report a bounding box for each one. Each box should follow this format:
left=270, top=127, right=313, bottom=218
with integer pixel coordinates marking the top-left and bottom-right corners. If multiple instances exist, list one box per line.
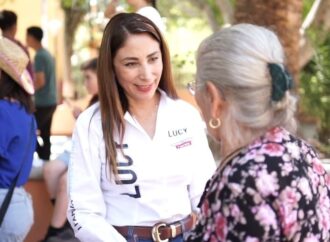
left=88, top=94, right=98, bottom=107
left=81, top=58, right=98, bottom=107
left=97, top=13, right=177, bottom=175
left=0, top=10, right=17, bottom=31
left=80, top=58, right=97, bottom=72
left=147, top=0, right=157, bottom=8
left=0, top=71, right=34, bottom=113
left=27, top=26, right=43, bottom=42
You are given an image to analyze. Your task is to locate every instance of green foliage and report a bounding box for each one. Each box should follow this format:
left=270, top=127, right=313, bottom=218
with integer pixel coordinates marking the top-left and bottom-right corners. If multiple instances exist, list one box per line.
left=156, top=0, right=212, bottom=86
left=300, top=33, right=330, bottom=145
left=171, top=51, right=196, bottom=87
left=303, top=0, right=314, bottom=18
left=158, top=0, right=209, bottom=29
left=61, top=0, right=89, bottom=10
left=206, top=0, right=224, bottom=25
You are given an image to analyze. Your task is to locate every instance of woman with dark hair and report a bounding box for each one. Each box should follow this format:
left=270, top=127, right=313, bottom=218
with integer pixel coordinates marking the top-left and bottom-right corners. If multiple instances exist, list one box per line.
left=104, top=0, right=165, bottom=32
left=0, top=37, right=36, bottom=241
left=67, top=13, right=215, bottom=242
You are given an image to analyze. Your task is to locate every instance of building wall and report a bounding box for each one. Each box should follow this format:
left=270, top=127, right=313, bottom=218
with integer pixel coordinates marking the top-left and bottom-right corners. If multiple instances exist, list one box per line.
left=1, top=0, right=66, bottom=96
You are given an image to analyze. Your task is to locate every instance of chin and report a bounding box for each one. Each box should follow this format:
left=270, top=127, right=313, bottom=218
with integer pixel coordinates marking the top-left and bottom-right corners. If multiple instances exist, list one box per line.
left=136, top=92, right=156, bottom=102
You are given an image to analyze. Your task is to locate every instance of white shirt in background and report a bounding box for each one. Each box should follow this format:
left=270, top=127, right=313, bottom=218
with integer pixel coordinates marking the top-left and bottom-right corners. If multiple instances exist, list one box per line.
left=137, top=6, right=166, bottom=33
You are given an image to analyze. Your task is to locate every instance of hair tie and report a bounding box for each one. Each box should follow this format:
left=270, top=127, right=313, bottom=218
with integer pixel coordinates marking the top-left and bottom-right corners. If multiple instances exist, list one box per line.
left=268, top=63, right=293, bottom=102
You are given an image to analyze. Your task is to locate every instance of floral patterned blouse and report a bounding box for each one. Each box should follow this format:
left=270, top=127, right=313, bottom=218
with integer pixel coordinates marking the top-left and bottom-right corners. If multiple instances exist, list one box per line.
left=186, top=127, right=330, bottom=242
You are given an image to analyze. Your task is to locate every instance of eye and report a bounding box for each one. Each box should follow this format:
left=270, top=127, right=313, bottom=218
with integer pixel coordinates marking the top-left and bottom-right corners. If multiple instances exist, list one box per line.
left=149, top=56, right=159, bottom=63
left=124, top=62, right=137, bottom=67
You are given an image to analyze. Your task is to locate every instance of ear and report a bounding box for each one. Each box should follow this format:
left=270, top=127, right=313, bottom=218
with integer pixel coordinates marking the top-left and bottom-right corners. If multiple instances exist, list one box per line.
left=205, top=81, right=225, bottom=118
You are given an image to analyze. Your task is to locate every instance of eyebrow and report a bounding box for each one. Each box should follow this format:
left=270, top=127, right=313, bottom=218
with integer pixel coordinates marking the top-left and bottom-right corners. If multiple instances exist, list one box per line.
left=121, top=51, right=160, bottom=62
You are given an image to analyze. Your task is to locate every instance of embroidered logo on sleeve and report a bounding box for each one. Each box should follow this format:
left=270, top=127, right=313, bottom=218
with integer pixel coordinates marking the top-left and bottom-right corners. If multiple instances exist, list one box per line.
left=69, top=200, right=82, bottom=231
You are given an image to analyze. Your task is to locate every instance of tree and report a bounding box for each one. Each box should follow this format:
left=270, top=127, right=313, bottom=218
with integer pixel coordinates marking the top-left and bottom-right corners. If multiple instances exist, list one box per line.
left=157, top=0, right=330, bottom=151
left=234, top=0, right=303, bottom=85
left=187, top=0, right=330, bottom=73
left=300, top=36, right=330, bottom=146
left=300, top=0, right=330, bottom=69
left=61, top=0, right=88, bottom=96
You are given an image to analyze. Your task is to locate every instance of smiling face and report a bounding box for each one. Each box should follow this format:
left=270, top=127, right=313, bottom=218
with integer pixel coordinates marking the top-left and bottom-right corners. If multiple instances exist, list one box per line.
left=113, top=33, right=163, bottom=105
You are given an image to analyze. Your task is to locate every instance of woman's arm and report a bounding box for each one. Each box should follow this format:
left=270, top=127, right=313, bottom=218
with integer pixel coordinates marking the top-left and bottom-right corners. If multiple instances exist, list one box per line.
left=67, top=110, right=126, bottom=242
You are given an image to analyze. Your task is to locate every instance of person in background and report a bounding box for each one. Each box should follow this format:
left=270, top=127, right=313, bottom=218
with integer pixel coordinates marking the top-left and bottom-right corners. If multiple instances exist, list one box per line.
left=67, top=13, right=215, bottom=242
left=0, top=9, right=34, bottom=79
left=41, top=58, right=98, bottom=242
left=26, top=26, right=57, bottom=162
left=186, top=23, right=330, bottom=242
left=0, top=37, right=36, bottom=242
left=104, top=0, right=165, bottom=33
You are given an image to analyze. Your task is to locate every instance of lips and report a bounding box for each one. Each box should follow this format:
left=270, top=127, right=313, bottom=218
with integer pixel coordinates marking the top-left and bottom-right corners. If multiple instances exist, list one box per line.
left=136, top=84, right=153, bottom=92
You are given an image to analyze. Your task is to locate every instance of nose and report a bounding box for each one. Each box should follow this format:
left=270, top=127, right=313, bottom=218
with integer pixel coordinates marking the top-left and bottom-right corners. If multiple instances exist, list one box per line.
left=139, top=63, right=153, bottom=81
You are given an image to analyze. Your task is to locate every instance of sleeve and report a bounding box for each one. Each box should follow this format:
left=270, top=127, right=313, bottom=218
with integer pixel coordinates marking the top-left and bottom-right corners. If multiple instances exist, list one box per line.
left=67, top=113, right=126, bottom=242
left=34, top=53, right=44, bottom=73
left=188, top=112, right=216, bottom=212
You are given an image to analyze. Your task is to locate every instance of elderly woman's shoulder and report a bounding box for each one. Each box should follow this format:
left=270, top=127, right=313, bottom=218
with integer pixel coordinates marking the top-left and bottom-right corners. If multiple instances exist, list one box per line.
left=228, top=127, right=319, bottom=173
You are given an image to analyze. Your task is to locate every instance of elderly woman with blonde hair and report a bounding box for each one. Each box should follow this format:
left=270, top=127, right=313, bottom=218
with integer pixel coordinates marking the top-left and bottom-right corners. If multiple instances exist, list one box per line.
left=186, top=24, right=330, bottom=242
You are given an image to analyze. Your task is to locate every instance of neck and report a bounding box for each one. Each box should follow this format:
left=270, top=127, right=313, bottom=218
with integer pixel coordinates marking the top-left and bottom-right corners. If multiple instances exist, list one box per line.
left=2, top=31, right=15, bottom=39
left=220, top=142, right=233, bottom=158
left=221, top=126, right=266, bottom=158
left=129, top=92, right=160, bottom=117
left=33, top=42, right=42, bottom=51
left=128, top=92, right=160, bottom=138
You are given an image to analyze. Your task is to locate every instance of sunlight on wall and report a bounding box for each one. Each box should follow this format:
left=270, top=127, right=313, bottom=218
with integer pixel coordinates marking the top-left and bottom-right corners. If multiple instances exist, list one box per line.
left=1, top=0, right=66, bottom=100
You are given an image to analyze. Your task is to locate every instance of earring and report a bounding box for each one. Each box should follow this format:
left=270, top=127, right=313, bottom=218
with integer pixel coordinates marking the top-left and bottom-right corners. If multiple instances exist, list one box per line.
left=209, top=117, right=221, bottom=129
